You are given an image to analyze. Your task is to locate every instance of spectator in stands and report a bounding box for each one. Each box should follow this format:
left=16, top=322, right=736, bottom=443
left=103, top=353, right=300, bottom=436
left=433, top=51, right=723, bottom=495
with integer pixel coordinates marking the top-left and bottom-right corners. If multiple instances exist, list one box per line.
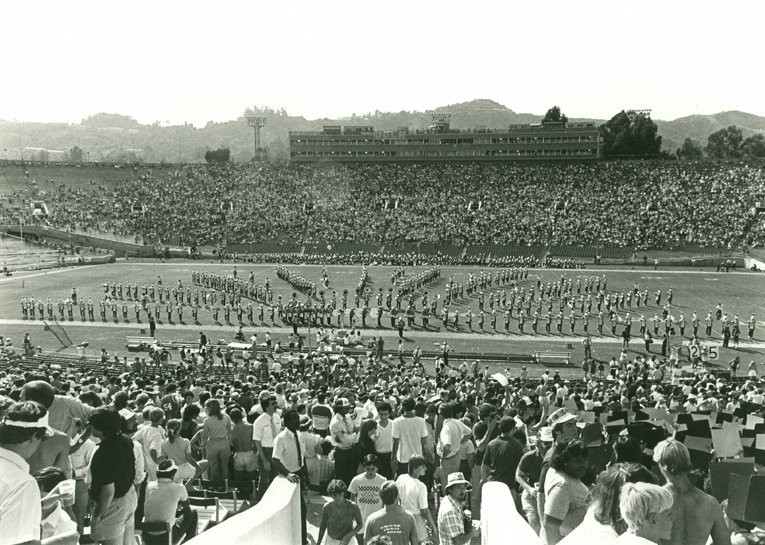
left=230, top=407, right=257, bottom=483
left=652, top=439, right=731, bottom=545
left=89, top=406, right=138, bottom=545
left=396, top=454, right=437, bottom=543
left=201, top=398, right=231, bottom=483
left=616, top=482, right=675, bottom=545
left=253, top=390, right=281, bottom=500
left=330, top=397, right=360, bottom=487
left=160, top=418, right=209, bottom=482
left=318, top=479, right=362, bottom=545
left=364, top=481, right=418, bottom=545
left=20, top=380, right=73, bottom=477
left=272, top=407, right=309, bottom=545
left=141, top=459, right=198, bottom=545
left=349, top=454, right=387, bottom=544
left=0, top=400, right=50, bottom=545
left=516, top=426, right=554, bottom=535
left=391, top=397, right=429, bottom=478
left=438, top=471, right=479, bottom=545
left=558, top=462, right=658, bottom=545
left=481, top=414, right=524, bottom=500
left=134, top=406, right=166, bottom=481
left=34, top=466, right=78, bottom=540
left=542, top=438, right=590, bottom=545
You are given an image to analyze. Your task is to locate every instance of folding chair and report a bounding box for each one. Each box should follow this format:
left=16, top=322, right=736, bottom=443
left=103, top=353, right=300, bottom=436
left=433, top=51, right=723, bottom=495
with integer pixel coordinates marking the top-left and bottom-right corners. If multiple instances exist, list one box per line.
left=136, top=521, right=186, bottom=545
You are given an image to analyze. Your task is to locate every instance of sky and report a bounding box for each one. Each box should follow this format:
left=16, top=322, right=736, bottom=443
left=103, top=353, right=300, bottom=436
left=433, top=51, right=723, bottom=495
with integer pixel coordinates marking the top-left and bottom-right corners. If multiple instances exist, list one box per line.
left=1, top=0, right=763, bottom=126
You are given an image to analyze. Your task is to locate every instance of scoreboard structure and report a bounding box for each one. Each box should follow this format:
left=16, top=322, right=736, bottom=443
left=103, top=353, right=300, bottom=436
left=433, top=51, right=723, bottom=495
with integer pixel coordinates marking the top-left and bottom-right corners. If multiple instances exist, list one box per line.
left=289, top=120, right=601, bottom=163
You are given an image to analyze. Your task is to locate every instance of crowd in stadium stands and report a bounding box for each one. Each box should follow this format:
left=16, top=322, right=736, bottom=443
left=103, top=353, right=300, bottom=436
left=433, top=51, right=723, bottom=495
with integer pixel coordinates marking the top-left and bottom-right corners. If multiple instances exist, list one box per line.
left=6, top=161, right=764, bottom=252
left=1, top=319, right=764, bottom=545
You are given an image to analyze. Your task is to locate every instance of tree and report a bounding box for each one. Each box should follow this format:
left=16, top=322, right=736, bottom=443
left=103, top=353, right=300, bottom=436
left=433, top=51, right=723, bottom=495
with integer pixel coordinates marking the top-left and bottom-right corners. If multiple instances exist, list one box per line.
left=69, top=145, right=83, bottom=163
left=599, top=110, right=662, bottom=158
left=705, top=125, right=743, bottom=158
left=542, top=106, right=568, bottom=125
left=676, top=138, right=703, bottom=160
left=741, top=134, right=765, bottom=158
left=204, top=147, right=230, bottom=163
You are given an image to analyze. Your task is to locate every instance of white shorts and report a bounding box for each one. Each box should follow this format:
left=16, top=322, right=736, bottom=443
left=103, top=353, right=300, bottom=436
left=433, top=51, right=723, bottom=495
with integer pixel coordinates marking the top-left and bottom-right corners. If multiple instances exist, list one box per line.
left=234, top=451, right=258, bottom=472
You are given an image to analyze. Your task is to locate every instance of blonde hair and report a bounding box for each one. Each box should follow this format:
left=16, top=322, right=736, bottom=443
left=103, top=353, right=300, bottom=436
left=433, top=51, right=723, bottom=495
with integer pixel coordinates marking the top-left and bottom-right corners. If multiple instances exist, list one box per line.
left=652, top=438, right=692, bottom=475
left=619, top=482, right=673, bottom=531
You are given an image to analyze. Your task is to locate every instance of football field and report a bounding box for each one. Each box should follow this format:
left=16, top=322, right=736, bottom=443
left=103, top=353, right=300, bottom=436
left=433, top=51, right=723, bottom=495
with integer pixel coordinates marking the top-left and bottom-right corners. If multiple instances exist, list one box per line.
left=1, top=260, right=763, bottom=379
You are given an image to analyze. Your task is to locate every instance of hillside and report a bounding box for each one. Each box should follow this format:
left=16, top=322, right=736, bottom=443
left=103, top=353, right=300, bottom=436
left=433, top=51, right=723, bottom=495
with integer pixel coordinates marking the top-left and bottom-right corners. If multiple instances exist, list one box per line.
left=1, top=101, right=763, bottom=162
left=655, top=111, right=765, bottom=154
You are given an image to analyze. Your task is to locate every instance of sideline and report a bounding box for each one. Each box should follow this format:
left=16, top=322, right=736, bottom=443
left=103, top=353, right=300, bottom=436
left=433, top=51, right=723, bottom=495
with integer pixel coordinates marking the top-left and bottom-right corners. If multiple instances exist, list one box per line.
left=0, top=319, right=762, bottom=348
left=0, top=265, right=100, bottom=285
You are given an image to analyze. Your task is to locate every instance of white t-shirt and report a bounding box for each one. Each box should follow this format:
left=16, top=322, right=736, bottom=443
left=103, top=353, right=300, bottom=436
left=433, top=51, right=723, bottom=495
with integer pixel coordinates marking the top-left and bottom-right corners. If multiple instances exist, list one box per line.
left=395, top=473, right=428, bottom=516
left=348, top=473, right=386, bottom=526
left=392, top=416, right=429, bottom=463
left=544, top=468, right=590, bottom=537
left=374, top=419, right=393, bottom=454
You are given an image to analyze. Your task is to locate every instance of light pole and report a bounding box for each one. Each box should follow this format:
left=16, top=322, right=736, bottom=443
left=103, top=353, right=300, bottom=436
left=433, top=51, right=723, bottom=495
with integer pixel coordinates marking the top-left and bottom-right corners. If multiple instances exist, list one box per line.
left=245, top=113, right=267, bottom=162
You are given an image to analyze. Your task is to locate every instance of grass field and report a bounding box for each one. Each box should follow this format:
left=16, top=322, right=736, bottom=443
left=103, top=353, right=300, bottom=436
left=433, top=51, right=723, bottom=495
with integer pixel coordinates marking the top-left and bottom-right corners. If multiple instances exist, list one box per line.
left=0, top=259, right=763, bottom=379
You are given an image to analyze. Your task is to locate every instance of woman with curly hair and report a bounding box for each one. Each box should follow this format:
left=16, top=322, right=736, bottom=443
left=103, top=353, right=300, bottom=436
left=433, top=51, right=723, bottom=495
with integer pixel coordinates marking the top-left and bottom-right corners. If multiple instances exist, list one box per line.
left=542, top=438, right=591, bottom=545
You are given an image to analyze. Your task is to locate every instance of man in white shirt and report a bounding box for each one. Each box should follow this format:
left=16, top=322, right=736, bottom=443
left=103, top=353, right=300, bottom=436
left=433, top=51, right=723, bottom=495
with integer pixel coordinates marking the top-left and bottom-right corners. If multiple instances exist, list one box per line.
left=252, top=391, right=281, bottom=500
left=142, top=460, right=197, bottom=545
left=391, top=397, right=429, bottom=477
left=438, top=402, right=466, bottom=494
left=374, top=401, right=395, bottom=480
left=396, top=454, right=437, bottom=542
left=272, top=408, right=308, bottom=545
left=0, top=401, right=52, bottom=545
left=329, top=397, right=359, bottom=487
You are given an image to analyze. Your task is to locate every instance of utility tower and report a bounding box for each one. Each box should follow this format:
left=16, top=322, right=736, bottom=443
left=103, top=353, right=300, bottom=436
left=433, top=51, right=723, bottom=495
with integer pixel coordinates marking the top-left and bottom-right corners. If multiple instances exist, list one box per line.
left=245, top=113, right=267, bottom=162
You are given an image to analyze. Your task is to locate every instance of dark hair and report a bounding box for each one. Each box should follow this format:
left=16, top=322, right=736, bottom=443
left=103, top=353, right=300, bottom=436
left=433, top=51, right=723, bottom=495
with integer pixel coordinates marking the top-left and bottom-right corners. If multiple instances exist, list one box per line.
left=156, top=459, right=178, bottom=479
left=183, top=403, right=201, bottom=421
left=439, top=402, right=453, bottom=419
left=327, top=479, right=347, bottom=496
left=591, top=462, right=658, bottom=534
left=89, top=407, right=122, bottom=437
left=229, top=407, right=243, bottom=424
left=613, top=435, right=643, bottom=464
left=499, top=416, right=516, bottom=434
left=401, top=397, right=416, bottom=412
left=378, top=481, right=398, bottom=506
left=0, top=401, right=48, bottom=445
left=362, top=454, right=378, bottom=468
left=376, top=401, right=392, bottom=414
left=21, top=380, right=55, bottom=408
left=479, top=403, right=496, bottom=419
left=34, top=466, right=67, bottom=493
left=408, top=454, right=427, bottom=473
left=113, top=391, right=129, bottom=411
left=550, top=438, right=589, bottom=474
left=79, top=391, right=103, bottom=408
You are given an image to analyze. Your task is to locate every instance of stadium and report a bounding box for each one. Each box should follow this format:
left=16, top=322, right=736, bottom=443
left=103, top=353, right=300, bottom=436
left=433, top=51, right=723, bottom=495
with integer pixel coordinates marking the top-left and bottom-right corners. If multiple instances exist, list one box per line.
left=2, top=111, right=765, bottom=545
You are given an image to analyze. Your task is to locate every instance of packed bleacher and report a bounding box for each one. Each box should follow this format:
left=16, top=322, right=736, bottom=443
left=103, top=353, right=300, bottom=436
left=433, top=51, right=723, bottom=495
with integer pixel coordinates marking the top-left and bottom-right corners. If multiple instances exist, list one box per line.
left=2, top=317, right=765, bottom=545
left=5, top=161, right=763, bottom=253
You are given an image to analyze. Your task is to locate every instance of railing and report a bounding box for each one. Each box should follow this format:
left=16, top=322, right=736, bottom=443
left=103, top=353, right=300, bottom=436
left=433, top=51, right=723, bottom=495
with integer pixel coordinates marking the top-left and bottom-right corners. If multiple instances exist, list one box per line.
left=184, top=476, right=301, bottom=545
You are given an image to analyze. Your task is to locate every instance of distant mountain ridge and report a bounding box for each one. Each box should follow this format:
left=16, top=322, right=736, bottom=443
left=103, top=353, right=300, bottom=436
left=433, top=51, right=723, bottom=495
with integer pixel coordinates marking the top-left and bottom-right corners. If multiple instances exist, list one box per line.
left=1, top=99, right=763, bottom=162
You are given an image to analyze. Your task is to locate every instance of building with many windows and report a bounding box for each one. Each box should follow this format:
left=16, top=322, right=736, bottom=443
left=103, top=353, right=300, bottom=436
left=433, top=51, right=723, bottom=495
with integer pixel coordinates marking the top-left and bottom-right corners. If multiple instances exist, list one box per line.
left=289, top=120, right=601, bottom=162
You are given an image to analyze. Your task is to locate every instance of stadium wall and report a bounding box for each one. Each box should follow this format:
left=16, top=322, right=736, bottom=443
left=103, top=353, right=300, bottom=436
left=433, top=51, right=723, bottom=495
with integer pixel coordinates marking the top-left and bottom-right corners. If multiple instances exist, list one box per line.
left=481, top=482, right=538, bottom=545
left=0, top=224, right=154, bottom=257
left=183, top=477, right=301, bottom=545
left=745, top=256, right=765, bottom=271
